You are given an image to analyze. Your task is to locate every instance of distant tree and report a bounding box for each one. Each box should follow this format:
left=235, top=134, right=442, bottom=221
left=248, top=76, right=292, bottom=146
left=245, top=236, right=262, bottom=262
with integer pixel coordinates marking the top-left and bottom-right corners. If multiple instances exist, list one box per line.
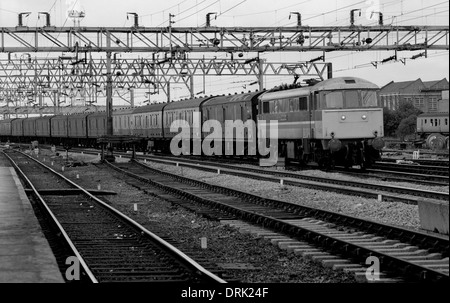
left=383, top=107, right=401, bottom=137
left=383, top=101, right=423, bottom=138
left=396, top=115, right=418, bottom=141
left=397, top=100, right=423, bottom=120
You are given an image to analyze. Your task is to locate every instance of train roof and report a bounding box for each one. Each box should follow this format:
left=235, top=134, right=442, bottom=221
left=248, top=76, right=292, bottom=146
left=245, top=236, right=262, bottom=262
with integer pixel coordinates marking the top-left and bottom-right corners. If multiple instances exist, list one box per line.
left=0, top=119, right=16, bottom=123
left=67, top=113, right=91, bottom=119
left=164, top=96, right=213, bottom=110
left=51, top=115, right=68, bottom=120
left=87, top=111, right=107, bottom=118
left=203, top=91, right=262, bottom=106
left=113, top=107, right=136, bottom=115
left=259, top=86, right=311, bottom=101
left=132, top=103, right=166, bottom=114
left=418, top=112, right=449, bottom=118
left=312, top=77, right=379, bottom=91
left=35, top=115, right=54, bottom=121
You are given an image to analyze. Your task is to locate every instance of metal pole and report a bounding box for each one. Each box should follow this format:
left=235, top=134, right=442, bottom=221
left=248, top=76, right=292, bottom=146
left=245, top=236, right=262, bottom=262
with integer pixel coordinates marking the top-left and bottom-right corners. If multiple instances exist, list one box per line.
left=106, top=51, right=113, bottom=136
left=130, top=88, right=134, bottom=107
left=167, top=82, right=171, bottom=102
left=258, top=59, right=264, bottom=91
left=190, top=76, right=194, bottom=98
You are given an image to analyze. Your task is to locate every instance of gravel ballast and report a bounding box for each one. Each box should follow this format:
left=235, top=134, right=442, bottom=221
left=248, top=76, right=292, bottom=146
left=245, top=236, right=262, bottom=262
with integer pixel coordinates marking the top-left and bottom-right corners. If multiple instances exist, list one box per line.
left=143, top=161, right=423, bottom=230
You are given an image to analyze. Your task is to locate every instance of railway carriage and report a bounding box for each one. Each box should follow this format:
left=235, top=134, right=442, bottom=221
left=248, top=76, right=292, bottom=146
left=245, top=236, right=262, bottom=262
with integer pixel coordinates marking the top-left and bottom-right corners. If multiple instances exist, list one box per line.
left=0, top=119, right=13, bottom=141
left=131, top=103, right=167, bottom=152
left=417, top=112, right=449, bottom=149
left=50, top=115, right=69, bottom=145
left=113, top=107, right=135, bottom=136
left=201, top=91, right=262, bottom=156
left=23, top=117, right=39, bottom=139
left=163, top=96, right=213, bottom=154
left=67, top=113, right=90, bottom=147
left=35, top=116, right=53, bottom=143
left=87, top=112, right=108, bottom=146
left=11, top=118, right=25, bottom=139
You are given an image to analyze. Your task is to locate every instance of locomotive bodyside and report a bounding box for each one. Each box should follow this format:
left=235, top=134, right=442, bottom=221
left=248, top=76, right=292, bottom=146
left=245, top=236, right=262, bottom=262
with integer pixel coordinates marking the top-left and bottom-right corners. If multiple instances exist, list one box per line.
left=258, top=77, right=384, bottom=167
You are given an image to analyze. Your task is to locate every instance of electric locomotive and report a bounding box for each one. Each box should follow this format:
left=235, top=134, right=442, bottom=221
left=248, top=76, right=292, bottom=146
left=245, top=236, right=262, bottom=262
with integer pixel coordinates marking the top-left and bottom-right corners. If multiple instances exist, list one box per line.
left=258, top=77, right=385, bottom=168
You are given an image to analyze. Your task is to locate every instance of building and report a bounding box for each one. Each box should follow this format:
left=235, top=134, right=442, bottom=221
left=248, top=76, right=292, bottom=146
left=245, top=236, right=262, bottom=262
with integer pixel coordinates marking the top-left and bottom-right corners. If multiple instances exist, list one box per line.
left=380, top=78, right=449, bottom=112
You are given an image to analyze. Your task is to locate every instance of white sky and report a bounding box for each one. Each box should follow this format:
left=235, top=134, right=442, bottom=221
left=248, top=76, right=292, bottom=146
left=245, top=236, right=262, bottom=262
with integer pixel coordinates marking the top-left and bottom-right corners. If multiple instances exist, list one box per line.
left=0, top=0, right=449, bottom=105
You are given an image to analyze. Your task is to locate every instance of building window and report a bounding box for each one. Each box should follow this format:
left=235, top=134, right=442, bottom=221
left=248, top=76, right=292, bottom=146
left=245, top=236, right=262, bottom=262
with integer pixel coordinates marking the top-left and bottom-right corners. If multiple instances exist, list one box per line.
left=429, top=97, right=438, bottom=112
left=414, top=97, right=424, bottom=108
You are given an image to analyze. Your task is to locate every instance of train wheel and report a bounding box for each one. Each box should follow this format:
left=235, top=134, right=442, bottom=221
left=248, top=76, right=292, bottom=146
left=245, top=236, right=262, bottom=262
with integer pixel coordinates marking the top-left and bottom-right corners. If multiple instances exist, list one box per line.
left=427, top=133, right=445, bottom=150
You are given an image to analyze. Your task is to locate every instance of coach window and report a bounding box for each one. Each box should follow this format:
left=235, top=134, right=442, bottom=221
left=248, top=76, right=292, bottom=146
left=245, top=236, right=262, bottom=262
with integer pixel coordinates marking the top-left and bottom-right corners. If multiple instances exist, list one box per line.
left=223, top=108, right=226, bottom=122
left=445, top=118, right=448, bottom=126
left=299, top=97, right=308, bottom=111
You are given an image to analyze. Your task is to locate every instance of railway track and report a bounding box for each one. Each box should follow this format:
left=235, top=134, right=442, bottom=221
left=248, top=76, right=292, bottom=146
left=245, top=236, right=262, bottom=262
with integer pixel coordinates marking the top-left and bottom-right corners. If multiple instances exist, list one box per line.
left=331, top=167, right=449, bottom=186
left=373, top=162, right=449, bottom=177
left=2, top=149, right=227, bottom=283
left=106, top=159, right=449, bottom=283
left=381, top=158, right=449, bottom=167
left=134, top=154, right=448, bottom=204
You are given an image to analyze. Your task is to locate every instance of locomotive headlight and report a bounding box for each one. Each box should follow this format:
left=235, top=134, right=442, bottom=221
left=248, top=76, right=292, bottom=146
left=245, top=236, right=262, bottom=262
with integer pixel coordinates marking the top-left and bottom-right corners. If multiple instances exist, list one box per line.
left=361, top=115, right=367, bottom=120
left=341, top=115, right=346, bottom=120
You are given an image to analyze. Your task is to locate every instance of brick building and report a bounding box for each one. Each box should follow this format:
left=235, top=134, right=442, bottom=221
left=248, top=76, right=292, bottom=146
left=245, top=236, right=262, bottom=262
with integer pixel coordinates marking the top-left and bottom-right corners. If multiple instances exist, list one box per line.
left=380, top=78, right=449, bottom=112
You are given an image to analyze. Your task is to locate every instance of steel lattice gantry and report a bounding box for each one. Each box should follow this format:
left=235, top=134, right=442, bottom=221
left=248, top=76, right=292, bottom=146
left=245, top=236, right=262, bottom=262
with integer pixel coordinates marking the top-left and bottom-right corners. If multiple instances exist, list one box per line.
left=0, top=25, right=448, bottom=52
left=0, top=57, right=332, bottom=102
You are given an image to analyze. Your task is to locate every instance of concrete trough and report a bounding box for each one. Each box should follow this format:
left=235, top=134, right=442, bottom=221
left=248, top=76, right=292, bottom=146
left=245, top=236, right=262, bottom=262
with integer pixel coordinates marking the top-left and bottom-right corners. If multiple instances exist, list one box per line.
left=417, top=199, right=449, bottom=235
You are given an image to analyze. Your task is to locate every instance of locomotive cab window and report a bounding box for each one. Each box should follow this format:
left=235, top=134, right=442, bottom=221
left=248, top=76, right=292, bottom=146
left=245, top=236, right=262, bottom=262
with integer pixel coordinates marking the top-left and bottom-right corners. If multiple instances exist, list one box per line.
left=323, top=91, right=344, bottom=108
left=299, top=97, right=308, bottom=111
left=361, top=91, right=378, bottom=107
left=262, top=102, right=270, bottom=114
left=344, top=91, right=359, bottom=108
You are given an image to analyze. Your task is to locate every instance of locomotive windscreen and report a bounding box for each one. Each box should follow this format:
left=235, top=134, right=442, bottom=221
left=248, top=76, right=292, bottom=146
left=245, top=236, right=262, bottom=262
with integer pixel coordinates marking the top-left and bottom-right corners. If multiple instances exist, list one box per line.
left=323, top=90, right=378, bottom=108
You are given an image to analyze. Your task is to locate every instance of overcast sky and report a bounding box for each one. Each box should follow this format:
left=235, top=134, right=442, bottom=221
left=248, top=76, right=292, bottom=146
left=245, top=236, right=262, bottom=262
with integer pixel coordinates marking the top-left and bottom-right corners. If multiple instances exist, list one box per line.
left=0, top=0, right=448, bottom=105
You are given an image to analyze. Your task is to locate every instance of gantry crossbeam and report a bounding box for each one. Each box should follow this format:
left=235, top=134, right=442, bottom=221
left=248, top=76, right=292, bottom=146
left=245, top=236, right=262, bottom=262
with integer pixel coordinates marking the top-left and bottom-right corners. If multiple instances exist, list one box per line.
left=1, top=26, right=448, bottom=53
